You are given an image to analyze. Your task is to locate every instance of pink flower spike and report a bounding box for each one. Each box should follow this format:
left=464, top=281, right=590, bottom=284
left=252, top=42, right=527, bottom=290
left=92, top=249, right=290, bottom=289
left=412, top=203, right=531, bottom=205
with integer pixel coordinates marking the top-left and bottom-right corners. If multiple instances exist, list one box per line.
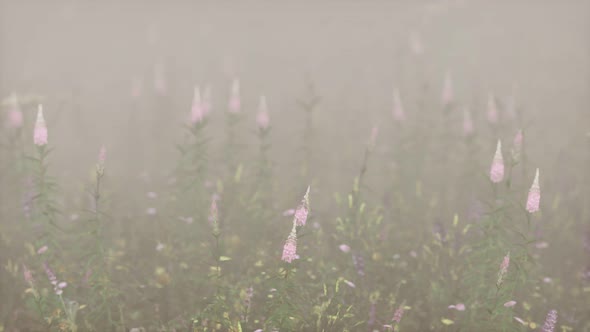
left=33, top=105, right=48, bottom=146
left=463, top=108, right=474, bottom=136
left=256, top=95, right=270, bottom=131
left=203, top=85, right=212, bottom=115
left=228, top=78, right=241, bottom=113
left=541, top=310, right=558, bottom=332
left=392, top=306, right=405, bottom=323
left=392, top=88, right=405, bottom=122
left=490, top=140, right=504, bottom=183
left=409, top=31, right=424, bottom=56
left=526, top=168, right=541, bottom=213
left=487, top=93, right=499, bottom=124
left=497, top=252, right=510, bottom=286
left=442, top=70, right=453, bottom=106
left=294, top=186, right=310, bottom=226
left=190, top=86, right=204, bottom=124
left=23, top=264, right=33, bottom=284
left=504, top=301, right=517, bottom=307
left=281, top=224, right=298, bottom=263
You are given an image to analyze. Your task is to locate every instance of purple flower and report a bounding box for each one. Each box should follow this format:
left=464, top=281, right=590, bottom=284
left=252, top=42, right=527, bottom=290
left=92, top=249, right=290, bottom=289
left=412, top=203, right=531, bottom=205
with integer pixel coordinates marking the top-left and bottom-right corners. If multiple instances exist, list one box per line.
left=281, top=225, right=298, bottom=263
left=541, top=310, right=557, bottom=332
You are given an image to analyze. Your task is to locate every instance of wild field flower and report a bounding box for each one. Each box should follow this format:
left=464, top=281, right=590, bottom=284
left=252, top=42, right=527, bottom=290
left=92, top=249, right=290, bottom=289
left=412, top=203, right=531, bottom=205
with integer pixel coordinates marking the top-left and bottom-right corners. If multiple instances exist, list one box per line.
left=541, top=310, right=557, bottom=332
left=409, top=31, right=424, bottom=56
left=97, top=146, right=106, bottom=175
left=448, top=303, right=466, bottom=311
left=392, top=88, right=405, bottom=122
left=228, top=78, right=241, bottom=113
left=442, top=70, right=453, bottom=106
left=490, top=140, right=504, bottom=183
left=504, top=301, right=517, bottom=307
left=281, top=223, right=298, bottom=263
left=511, top=130, right=523, bottom=162
left=23, top=264, right=33, bottom=285
left=462, top=108, right=474, bottom=136
left=34, top=105, right=48, bottom=146
left=487, top=93, right=499, bottom=124
left=203, top=85, right=212, bottom=115
left=526, top=168, right=540, bottom=213
left=368, top=126, right=379, bottom=151
left=37, top=246, right=48, bottom=254
left=294, top=186, right=310, bottom=226
left=392, top=305, right=405, bottom=323
left=339, top=244, right=351, bottom=253
left=497, top=252, right=510, bottom=287
left=43, top=262, right=67, bottom=295
left=190, top=86, right=204, bottom=124
left=256, top=95, right=270, bottom=131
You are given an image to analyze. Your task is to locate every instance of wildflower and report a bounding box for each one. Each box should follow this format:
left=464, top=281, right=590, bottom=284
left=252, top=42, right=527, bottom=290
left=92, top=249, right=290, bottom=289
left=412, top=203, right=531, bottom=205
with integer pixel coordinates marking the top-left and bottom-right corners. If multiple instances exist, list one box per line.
left=343, top=279, right=356, bottom=288
left=392, top=305, right=404, bottom=324
left=43, top=262, right=67, bottom=295
left=281, top=223, right=297, bottom=263
left=490, top=140, right=504, bottom=183
left=409, top=31, right=424, bottom=56
left=131, top=77, right=142, bottom=99
left=392, top=88, right=405, bottom=122
left=228, top=78, right=241, bottom=113
left=368, top=126, right=379, bottom=151
left=511, top=130, right=523, bottom=161
left=209, top=196, right=220, bottom=236
left=504, top=301, right=517, bottom=307
left=540, top=310, right=557, bottom=332
left=442, top=70, right=453, bottom=106
left=352, top=253, right=365, bottom=276
left=487, top=93, right=499, bottom=124
left=497, top=252, right=510, bottom=287
left=448, top=303, right=466, bottom=311
left=256, top=95, right=270, bottom=131
left=23, top=264, right=33, bottom=284
left=190, top=86, right=204, bottom=124
left=462, top=108, right=474, bottom=136
left=339, top=244, right=351, bottom=253
left=203, top=85, right=212, bottom=115
left=37, top=246, right=48, bottom=254
left=97, top=146, right=106, bottom=175
left=6, top=93, right=23, bottom=129
left=154, top=63, right=166, bottom=95
left=294, top=186, right=310, bottom=226
left=526, top=168, right=541, bottom=213
left=33, top=105, right=48, bottom=146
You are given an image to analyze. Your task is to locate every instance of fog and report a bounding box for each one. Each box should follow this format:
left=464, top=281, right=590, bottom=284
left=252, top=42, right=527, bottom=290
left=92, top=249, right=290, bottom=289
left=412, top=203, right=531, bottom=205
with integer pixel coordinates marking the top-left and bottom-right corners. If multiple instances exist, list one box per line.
left=1, top=1, right=589, bottom=331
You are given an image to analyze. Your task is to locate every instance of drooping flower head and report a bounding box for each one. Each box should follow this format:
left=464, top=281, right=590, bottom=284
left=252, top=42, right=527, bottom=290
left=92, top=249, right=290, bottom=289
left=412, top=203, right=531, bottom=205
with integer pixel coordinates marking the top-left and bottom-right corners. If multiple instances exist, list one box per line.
left=541, top=310, right=557, bottom=332
left=228, top=78, right=241, bottom=113
left=487, top=92, right=499, bottom=124
left=497, top=252, right=510, bottom=287
left=256, top=95, right=270, bottom=131
left=281, top=222, right=298, bottom=263
left=294, top=186, right=310, bottom=226
left=392, top=88, right=405, bottom=122
left=33, top=105, right=48, bottom=146
left=490, top=140, right=504, bottom=183
left=190, top=86, right=205, bottom=124
left=526, top=168, right=540, bottom=213
left=442, top=70, right=453, bottom=106
left=463, top=107, right=474, bottom=136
